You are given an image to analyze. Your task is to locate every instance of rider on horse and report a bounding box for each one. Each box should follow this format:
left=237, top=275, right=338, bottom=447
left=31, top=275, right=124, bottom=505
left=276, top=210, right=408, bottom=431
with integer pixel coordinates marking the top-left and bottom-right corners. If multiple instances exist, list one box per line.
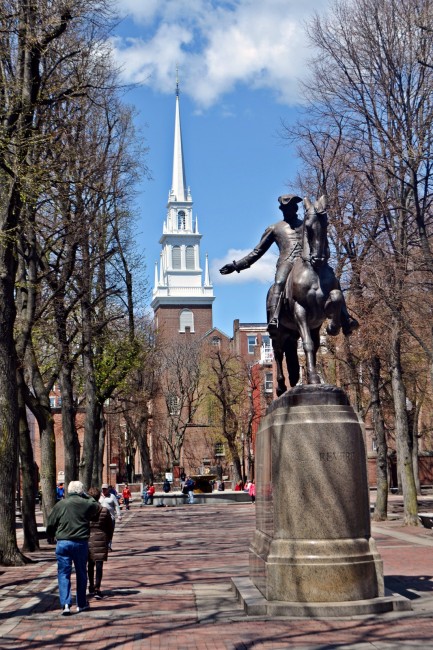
left=219, top=194, right=359, bottom=338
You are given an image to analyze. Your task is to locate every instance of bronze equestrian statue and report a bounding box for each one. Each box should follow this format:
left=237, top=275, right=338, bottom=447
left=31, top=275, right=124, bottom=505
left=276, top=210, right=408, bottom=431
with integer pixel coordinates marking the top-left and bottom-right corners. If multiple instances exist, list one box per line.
left=220, top=194, right=358, bottom=394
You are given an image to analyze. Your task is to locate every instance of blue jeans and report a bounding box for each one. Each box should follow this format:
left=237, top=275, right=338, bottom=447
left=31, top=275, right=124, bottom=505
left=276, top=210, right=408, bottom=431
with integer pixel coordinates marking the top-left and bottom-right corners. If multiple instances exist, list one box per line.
left=188, top=490, right=194, bottom=504
left=56, top=539, right=88, bottom=608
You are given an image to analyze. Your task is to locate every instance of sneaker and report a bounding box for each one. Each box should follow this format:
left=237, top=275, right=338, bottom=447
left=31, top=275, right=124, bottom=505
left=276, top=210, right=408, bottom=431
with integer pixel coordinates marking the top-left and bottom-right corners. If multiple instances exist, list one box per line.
left=94, top=590, right=104, bottom=600
left=88, top=589, right=95, bottom=597
left=76, top=603, right=90, bottom=613
left=62, top=604, right=71, bottom=616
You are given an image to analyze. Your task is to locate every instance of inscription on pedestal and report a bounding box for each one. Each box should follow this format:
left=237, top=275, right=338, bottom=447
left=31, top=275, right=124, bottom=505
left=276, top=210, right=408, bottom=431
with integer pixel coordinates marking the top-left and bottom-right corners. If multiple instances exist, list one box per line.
left=319, top=451, right=356, bottom=461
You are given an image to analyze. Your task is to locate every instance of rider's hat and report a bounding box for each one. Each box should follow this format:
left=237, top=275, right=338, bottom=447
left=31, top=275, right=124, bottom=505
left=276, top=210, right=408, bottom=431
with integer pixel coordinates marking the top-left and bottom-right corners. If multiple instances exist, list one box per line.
left=278, top=194, right=302, bottom=206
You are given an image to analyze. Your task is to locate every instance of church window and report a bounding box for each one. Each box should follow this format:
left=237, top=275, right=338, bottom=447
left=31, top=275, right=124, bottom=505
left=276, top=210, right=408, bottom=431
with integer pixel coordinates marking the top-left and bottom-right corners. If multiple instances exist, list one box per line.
left=185, top=245, right=195, bottom=269
left=179, top=309, right=194, bottom=332
left=211, top=336, right=221, bottom=347
left=172, top=245, right=181, bottom=269
left=177, top=211, right=186, bottom=229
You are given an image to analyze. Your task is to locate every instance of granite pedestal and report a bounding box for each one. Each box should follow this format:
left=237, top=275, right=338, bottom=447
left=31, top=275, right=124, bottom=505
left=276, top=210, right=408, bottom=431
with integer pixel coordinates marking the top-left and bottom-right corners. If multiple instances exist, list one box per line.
left=233, top=385, right=411, bottom=616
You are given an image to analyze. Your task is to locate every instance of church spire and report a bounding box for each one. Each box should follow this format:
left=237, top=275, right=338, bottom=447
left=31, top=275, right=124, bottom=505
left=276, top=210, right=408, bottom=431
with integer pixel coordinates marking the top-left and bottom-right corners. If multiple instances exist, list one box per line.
left=170, top=69, right=189, bottom=202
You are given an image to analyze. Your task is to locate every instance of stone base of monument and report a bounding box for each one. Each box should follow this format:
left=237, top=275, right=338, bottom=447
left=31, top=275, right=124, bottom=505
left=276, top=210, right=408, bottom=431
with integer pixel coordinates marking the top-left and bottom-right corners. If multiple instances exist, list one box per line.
left=236, top=384, right=411, bottom=617
left=231, top=576, right=411, bottom=616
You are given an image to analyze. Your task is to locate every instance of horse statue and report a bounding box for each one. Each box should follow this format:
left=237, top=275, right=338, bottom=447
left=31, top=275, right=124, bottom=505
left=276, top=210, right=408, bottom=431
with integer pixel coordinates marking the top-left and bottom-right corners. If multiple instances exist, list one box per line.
left=267, top=195, right=343, bottom=395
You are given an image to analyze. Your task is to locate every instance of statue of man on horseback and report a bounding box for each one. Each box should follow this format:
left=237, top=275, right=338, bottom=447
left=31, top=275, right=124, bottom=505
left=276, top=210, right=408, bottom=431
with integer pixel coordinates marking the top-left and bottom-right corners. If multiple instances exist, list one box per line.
left=220, top=194, right=359, bottom=392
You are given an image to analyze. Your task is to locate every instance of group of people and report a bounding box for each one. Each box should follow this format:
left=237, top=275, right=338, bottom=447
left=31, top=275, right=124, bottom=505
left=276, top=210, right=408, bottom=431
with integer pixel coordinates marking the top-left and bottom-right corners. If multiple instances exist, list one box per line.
left=234, top=479, right=256, bottom=503
left=47, top=480, right=123, bottom=615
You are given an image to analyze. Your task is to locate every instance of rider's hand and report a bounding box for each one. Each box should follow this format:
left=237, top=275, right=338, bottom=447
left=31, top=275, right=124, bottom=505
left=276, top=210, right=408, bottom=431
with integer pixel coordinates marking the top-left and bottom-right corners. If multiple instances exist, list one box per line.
left=219, top=262, right=236, bottom=274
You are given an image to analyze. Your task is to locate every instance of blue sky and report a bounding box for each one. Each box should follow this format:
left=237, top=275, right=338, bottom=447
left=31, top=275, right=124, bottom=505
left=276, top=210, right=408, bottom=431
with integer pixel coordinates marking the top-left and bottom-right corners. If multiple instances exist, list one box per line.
left=111, top=0, right=329, bottom=336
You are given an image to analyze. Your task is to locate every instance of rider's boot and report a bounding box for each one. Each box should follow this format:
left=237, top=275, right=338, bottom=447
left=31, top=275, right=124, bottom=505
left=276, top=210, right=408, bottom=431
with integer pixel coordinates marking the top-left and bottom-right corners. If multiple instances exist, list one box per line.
left=267, top=288, right=282, bottom=338
left=341, top=303, right=359, bottom=336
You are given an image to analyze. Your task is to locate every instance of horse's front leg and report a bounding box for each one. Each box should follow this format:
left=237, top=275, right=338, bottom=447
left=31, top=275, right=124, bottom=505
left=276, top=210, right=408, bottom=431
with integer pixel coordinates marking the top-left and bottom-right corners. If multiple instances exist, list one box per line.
left=325, top=288, right=343, bottom=336
left=293, top=302, right=320, bottom=384
left=272, top=343, right=287, bottom=396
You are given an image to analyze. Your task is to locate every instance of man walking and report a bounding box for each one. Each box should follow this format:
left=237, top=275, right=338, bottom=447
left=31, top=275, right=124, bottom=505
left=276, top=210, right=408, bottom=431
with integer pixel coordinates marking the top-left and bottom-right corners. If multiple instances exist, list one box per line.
left=47, top=481, right=100, bottom=615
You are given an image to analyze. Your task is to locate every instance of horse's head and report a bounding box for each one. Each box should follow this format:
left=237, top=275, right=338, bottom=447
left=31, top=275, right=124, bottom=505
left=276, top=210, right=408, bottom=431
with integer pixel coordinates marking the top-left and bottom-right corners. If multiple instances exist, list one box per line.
left=302, top=196, right=329, bottom=267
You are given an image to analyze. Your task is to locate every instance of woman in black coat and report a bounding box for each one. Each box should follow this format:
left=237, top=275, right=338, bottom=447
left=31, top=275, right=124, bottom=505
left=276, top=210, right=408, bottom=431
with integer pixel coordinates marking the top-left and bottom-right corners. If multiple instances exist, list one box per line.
left=87, top=487, right=114, bottom=599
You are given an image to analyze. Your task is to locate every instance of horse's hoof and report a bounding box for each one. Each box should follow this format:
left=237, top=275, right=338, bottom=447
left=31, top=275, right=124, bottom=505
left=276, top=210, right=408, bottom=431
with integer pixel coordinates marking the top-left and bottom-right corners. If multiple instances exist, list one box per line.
left=309, top=375, right=321, bottom=384
left=276, top=385, right=287, bottom=397
left=326, top=323, right=340, bottom=336
left=342, top=317, right=359, bottom=336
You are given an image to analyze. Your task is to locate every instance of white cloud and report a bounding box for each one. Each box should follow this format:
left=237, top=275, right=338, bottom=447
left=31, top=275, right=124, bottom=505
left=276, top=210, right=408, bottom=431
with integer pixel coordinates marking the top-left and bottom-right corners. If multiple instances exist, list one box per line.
left=211, top=248, right=278, bottom=285
left=112, top=0, right=329, bottom=108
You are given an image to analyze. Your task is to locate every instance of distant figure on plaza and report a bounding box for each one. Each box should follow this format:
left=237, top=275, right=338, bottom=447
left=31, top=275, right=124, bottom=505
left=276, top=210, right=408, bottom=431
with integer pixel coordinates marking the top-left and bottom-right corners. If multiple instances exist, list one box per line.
left=162, top=478, right=171, bottom=493
left=122, top=483, right=132, bottom=510
left=87, top=488, right=114, bottom=600
left=144, top=482, right=155, bottom=505
left=184, top=476, right=195, bottom=504
left=56, top=483, right=64, bottom=501
left=100, top=484, right=121, bottom=550
left=219, top=194, right=358, bottom=338
left=108, top=484, right=120, bottom=500
left=180, top=469, right=186, bottom=489
left=217, top=480, right=225, bottom=491
left=234, top=480, right=244, bottom=492
left=249, top=479, right=256, bottom=504
left=46, top=480, right=100, bottom=615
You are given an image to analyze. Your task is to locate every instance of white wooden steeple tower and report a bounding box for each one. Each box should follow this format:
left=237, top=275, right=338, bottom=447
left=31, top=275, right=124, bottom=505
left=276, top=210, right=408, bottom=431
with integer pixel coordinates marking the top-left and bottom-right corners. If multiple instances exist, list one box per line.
left=151, top=78, right=214, bottom=339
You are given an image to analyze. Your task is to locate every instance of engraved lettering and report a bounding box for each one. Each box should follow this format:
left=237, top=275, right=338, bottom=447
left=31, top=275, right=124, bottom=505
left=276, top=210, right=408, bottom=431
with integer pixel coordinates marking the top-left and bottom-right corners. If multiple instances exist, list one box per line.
left=319, top=450, right=356, bottom=461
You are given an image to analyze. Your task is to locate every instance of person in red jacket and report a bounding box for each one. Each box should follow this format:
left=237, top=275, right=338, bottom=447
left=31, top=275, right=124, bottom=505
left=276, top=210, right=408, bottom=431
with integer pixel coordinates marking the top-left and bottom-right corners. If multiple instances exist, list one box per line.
left=122, top=483, right=132, bottom=510
left=144, top=483, right=155, bottom=505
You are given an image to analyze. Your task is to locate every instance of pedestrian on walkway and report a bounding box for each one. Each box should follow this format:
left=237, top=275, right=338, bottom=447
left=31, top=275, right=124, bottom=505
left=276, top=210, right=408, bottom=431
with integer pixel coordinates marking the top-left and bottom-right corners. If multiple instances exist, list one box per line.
left=249, top=479, right=256, bottom=504
left=185, top=476, right=195, bottom=504
left=46, top=480, right=100, bottom=615
left=100, top=484, right=121, bottom=550
left=144, top=482, right=155, bottom=505
left=122, top=483, right=132, bottom=510
left=87, top=488, right=114, bottom=600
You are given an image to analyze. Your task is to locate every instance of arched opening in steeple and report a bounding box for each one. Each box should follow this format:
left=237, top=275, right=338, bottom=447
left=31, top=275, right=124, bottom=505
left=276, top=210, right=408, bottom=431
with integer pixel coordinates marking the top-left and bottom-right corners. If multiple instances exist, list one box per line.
left=177, top=210, right=186, bottom=229
left=172, top=245, right=181, bottom=269
left=185, top=245, right=195, bottom=269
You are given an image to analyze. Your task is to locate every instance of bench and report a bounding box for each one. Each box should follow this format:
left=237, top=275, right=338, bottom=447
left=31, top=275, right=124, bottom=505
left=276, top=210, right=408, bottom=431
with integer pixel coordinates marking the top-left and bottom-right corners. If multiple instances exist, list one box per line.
left=419, top=513, right=433, bottom=529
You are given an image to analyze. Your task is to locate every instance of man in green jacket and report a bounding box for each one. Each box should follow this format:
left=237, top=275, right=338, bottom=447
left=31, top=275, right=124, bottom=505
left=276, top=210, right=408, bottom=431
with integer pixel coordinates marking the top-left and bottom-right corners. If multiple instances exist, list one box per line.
left=47, top=480, right=100, bottom=615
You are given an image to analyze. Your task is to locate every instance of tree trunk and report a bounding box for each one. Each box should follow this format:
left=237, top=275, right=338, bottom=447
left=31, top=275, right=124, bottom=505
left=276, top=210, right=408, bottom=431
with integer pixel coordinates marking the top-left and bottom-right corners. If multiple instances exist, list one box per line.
left=24, top=346, right=57, bottom=524
left=59, top=362, right=80, bottom=486
left=17, top=376, right=39, bottom=552
left=0, top=176, right=27, bottom=566
left=91, top=405, right=105, bottom=488
left=369, top=356, right=388, bottom=521
left=79, top=243, right=97, bottom=490
left=390, top=319, right=418, bottom=525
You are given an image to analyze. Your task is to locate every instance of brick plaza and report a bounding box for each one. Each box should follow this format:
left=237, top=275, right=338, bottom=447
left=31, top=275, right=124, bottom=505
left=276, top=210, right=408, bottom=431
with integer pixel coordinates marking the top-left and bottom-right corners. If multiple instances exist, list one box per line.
left=1, top=496, right=433, bottom=649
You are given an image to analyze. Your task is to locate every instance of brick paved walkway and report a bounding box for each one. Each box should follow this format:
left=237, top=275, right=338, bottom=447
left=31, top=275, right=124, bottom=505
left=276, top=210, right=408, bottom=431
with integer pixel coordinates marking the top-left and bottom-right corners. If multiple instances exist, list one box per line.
left=1, top=497, right=433, bottom=649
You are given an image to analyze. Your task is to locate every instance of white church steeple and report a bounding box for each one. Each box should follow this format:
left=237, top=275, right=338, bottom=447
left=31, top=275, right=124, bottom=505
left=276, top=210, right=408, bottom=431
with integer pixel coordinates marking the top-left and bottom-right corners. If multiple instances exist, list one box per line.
left=151, top=78, right=214, bottom=314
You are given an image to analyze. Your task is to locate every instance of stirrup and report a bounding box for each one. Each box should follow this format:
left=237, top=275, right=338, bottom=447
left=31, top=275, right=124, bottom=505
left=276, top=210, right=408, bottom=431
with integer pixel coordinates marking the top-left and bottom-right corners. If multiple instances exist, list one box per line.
left=267, top=318, right=279, bottom=337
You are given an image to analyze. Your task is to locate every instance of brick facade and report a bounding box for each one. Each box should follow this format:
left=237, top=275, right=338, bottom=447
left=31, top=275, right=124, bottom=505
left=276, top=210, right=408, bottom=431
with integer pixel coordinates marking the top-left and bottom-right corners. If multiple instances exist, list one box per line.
left=154, top=304, right=213, bottom=343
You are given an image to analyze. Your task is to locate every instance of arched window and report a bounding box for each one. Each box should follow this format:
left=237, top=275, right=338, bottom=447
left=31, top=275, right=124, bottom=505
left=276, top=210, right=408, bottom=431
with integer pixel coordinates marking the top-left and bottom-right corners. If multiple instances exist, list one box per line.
left=172, top=245, right=181, bottom=269
left=185, top=245, right=195, bottom=270
left=179, top=309, right=194, bottom=332
left=177, top=210, right=186, bottom=229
